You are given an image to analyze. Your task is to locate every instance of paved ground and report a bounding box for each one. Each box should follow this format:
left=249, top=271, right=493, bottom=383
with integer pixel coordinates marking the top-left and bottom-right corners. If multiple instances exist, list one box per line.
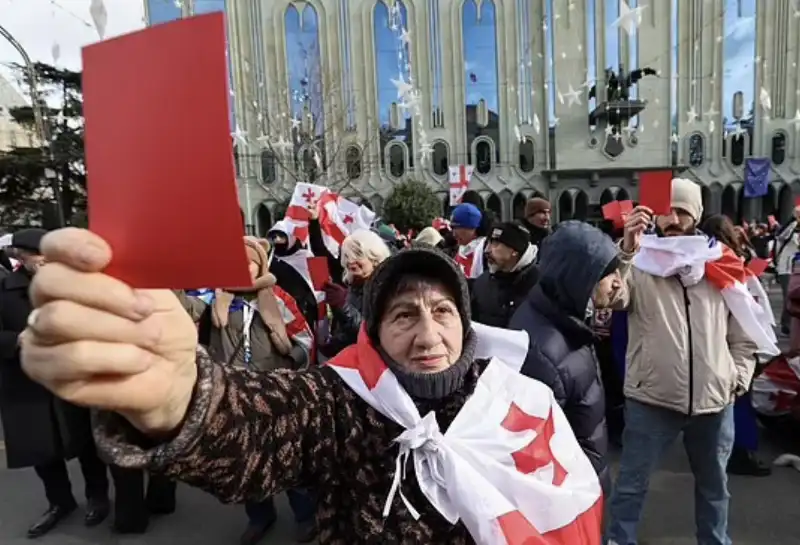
left=0, top=280, right=797, bottom=544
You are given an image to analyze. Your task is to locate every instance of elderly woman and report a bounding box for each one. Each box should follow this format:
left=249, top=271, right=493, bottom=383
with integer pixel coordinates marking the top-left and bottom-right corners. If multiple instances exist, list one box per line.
left=21, top=228, right=602, bottom=544
left=322, top=229, right=391, bottom=355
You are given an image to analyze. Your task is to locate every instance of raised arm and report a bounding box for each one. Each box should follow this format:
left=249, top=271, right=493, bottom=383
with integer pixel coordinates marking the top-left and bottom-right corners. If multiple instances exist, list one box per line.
left=93, top=350, right=344, bottom=504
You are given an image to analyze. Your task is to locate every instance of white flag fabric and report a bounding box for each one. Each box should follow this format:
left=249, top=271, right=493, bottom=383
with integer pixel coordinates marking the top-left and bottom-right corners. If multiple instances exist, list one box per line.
left=326, top=323, right=603, bottom=545
left=448, top=165, right=473, bottom=206
left=633, top=235, right=779, bottom=356
left=455, top=236, right=486, bottom=279
left=283, top=183, right=375, bottom=257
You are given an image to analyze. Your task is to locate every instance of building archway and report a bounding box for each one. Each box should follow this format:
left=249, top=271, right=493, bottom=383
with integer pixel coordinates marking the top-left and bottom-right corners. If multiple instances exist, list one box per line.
left=558, top=191, right=574, bottom=221
left=617, top=187, right=631, bottom=201
left=461, top=190, right=484, bottom=210
left=256, top=203, right=273, bottom=237
left=721, top=185, right=738, bottom=221
left=486, top=193, right=502, bottom=219
left=600, top=188, right=615, bottom=206
left=574, top=190, right=589, bottom=221
left=778, top=183, right=795, bottom=223
left=512, top=192, right=527, bottom=220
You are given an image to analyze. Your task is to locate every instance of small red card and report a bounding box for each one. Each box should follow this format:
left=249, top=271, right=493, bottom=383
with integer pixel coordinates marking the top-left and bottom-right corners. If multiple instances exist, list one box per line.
left=638, top=171, right=673, bottom=215
left=747, top=258, right=769, bottom=277
left=602, top=201, right=621, bottom=222
left=83, top=14, right=249, bottom=289
left=307, top=257, right=330, bottom=290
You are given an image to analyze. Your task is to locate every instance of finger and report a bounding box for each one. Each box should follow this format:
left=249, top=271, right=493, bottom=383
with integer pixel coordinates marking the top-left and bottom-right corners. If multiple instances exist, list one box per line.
left=28, top=300, right=163, bottom=348
left=21, top=339, right=154, bottom=384
left=40, top=228, right=112, bottom=273
left=30, top=263, right=154, bottom=321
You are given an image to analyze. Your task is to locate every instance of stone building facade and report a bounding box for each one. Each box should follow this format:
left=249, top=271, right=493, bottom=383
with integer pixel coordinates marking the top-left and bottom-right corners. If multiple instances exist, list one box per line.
left=145, top=0, right=793, bottom=235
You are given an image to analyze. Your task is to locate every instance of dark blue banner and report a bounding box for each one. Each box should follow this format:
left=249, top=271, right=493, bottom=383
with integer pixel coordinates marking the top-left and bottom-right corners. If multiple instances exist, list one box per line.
left=744, top=157, right=770, bottom=198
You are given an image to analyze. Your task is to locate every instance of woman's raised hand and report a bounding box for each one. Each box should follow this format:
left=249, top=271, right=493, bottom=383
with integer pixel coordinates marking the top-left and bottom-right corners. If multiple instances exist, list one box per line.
left=21, top=228, right=199, bottom=436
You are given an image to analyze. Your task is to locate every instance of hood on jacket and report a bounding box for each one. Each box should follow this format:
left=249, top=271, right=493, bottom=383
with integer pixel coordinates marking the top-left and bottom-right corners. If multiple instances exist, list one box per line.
left=536, top=221, right=618, bottom=318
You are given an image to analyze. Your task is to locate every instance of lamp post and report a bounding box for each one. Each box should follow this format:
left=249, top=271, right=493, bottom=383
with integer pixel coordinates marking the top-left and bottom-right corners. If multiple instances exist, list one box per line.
left=0, top=23, right=65, bottom=227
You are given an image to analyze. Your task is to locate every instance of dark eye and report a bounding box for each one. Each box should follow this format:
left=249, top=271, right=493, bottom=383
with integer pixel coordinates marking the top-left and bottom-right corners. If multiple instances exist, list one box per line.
left=434, top=305, right=455, bottom=316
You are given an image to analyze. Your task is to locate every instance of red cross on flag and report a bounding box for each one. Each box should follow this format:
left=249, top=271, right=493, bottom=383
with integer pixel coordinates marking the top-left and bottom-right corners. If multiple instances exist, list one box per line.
left=752, top=355, right=800, bottom=416
left=448, top=164, right=474, bottom=206
left=327, top=323, right=603, bottom=545
left=283, top=182, right=376, bottom=257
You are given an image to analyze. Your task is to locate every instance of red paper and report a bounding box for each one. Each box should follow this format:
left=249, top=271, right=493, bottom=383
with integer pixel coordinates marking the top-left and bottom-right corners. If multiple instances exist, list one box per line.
left=307, top=257, right=330, bottom=290
left=639, top=171, right=673, bottom=215
left=747, top=257, right=769, bottom=277
left=602, top=201, right=621, bottom=221
left=83, top=14, right=249, bottom=289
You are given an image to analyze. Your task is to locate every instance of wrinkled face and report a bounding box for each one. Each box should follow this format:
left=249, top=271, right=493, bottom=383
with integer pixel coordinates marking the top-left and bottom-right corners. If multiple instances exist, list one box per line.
left=487, top=240, right=518, bottom=272
left=347, top=258, right=375, bottom=283
left=592, top=269, right=622, bottom=308
left=528, top=209, right=551, bottom=229
left=453, top=227, right=476, bottom=246
left=655, top=207, right=695, bottom=236
left=17, top=249, right=45, bottom=274
left=378, top=279, right=463, bottom=374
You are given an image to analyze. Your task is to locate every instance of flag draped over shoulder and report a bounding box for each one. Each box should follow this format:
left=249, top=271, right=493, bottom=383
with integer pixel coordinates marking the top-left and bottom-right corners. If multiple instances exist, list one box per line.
left=455, top=236, right=486, bottom=279
left=326, top=322, right=603, bottom=545
left=632, top=235, right=779, bottom=356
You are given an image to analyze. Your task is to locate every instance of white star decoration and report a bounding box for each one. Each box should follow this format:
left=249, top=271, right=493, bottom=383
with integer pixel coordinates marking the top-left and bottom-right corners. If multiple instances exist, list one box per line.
left=613, top=1, right=647, bottom=36
left=89, top=0, right=108, bottom=39
left=563, top=84, right=582, bottom=108
left=792, top=110, right=800, bottom=131
left=231, top=126, right=248, bottom=147
left=686, top=106, right=699, bottom=124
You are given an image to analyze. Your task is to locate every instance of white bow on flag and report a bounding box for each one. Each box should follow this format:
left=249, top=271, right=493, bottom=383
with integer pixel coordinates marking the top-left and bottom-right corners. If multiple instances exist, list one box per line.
left=283, top=183, right=376, bottom=257
left=448, top=165, right=473, bottom=206
left=327, top=323, right=603, bottom=545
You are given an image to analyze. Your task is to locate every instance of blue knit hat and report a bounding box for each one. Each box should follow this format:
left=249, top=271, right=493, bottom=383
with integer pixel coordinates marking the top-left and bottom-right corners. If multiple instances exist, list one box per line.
left=451, top=203, right=482, bottom=230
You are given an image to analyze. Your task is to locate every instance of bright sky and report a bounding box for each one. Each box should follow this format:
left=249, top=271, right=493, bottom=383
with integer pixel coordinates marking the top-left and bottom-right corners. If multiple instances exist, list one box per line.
left=0, top=0, right=145, bottom=101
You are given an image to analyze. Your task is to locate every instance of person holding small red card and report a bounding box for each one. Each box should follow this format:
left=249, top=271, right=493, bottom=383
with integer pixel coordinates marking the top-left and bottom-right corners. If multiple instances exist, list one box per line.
left=606, top=178, right=769, bottom=545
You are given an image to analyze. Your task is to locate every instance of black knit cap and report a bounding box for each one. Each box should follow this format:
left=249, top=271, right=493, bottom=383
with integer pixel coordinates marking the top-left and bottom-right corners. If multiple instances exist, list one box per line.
left=364, top=245, right=471, bottom=343
left=489, top=222, right=530, bottom=255
left=11, top=228, right=47, bottom=254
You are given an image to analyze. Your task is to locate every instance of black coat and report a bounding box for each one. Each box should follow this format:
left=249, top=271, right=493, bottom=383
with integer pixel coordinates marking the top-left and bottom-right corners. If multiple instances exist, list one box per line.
left=471, top=253, right=539, bottom=328
left=508, top=221, right=618, bottom=491
left=0, top=268, right=94, bottom=469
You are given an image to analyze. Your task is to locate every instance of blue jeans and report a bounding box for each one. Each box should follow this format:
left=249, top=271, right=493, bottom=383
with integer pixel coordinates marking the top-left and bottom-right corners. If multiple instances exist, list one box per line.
left=733, top=393, right=759, bottom=451
left=606, top=400, right=734, bottom=545
left=245, top=489, right=316, bottom=526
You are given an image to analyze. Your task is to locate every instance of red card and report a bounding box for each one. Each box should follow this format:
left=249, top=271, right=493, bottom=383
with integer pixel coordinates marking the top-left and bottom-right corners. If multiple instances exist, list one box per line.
left=83, top=14, right=249, bottom=289
left=307, top=257, right=330, bottom=290
left=638, top=171, right=673, bottom=215
left=747, top=258, right=769, bottom=277
left=602, top=201, right=621, bottom=221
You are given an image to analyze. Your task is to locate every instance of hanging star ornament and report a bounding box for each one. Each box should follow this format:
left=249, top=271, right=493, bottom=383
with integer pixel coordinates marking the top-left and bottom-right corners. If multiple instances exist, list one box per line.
left=686, top=105, right=699, bottom=124
left=231, top=126, right=248, bottom=147
left=89, top=0, right=108, bottom=40
left=791, top=110, right=800, bottom=131
left=732, top=123, right=746, bottom=140
left=51, top=43, right=60, bottom=65
left=613, top=1, right=647, bottom=36
left=760, top=87, right=772, bottom=112
left=563, top=84, right=582, bottom=108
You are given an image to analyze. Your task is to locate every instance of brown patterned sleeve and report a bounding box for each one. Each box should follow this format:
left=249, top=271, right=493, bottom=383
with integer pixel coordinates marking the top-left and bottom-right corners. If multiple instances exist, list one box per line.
left=93, top=347, right=343, bottom=504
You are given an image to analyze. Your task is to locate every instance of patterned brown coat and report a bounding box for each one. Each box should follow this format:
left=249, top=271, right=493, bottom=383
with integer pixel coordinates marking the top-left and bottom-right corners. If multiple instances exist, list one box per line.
left=94, top=349, right=489, bottom=544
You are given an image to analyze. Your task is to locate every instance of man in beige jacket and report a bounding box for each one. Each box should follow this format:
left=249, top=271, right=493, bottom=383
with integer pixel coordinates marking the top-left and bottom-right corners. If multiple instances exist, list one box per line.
left=605, top=178, right=757, bottom=545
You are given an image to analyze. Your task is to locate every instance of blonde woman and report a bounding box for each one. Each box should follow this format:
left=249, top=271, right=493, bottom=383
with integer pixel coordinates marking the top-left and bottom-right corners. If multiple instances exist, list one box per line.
left=322, top=229, right=391, bottom=356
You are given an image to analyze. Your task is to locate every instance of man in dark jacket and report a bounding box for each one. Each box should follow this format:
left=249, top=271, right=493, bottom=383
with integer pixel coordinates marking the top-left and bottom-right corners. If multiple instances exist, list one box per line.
left=471, top=222, right=539, bottom=327
left=508, top=221, right=622, bottom=492
left=519, top=197, right=552, bottom=250
left=0, top=229, right=110, bottom=537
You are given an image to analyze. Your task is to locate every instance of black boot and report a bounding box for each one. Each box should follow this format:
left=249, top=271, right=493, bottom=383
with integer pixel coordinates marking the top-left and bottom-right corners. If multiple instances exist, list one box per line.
left=84, top=497, right=110, bottom=527
left=27, top=503, right=77, bottom=539
left=727, top=447, right=772, bottom=477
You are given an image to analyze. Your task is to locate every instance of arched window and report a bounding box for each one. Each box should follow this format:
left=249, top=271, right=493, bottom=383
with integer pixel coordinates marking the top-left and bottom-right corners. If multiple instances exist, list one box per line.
left=730, top=133, right=745, bottom=166
left=389, top=143, right=407, bottom=178
left=772, top=132, right=787, bottom=165
left=688, top=134, right=705, bottom=167
left=374, top=0, right=411, bottom=163
left=475, top=140, right=492, bottom=174
left=285, top=4, right=324, bottom=143
left=260, top=150, right=276, bottom=184
left=462, top=0, right=500, bottom=160
left=345, top=146, right=362, bottom=179
left=519, top=138, right=535, bottom=172
left=432, top=141, right=449, bottom=176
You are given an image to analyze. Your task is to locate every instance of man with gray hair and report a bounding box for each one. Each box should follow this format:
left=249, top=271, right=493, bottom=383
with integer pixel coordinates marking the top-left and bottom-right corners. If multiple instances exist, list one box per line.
left=605, top=178, right=759, bottom=545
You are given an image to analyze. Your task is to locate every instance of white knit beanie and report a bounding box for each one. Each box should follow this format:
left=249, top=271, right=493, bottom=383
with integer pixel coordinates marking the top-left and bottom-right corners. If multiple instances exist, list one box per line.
left=670, top=177, right=703, bottom=222
left=415, top=226, right=443, bottom=247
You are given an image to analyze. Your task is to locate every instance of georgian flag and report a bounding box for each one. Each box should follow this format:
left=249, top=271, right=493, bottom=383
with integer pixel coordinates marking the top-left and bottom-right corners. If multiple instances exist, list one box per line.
left=283, top=183, right=375, bottom=257
left=633, top=235, right=779, bottom=356
left=752, top=355, right=800, bottom=416
left=455, top=236, right=486, bottom=279
left=326, top=322, right=603, bottom=545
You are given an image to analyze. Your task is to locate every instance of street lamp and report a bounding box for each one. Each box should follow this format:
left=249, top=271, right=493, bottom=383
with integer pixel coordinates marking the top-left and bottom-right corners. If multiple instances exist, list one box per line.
left=0, top=23, right=66, bottom=227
